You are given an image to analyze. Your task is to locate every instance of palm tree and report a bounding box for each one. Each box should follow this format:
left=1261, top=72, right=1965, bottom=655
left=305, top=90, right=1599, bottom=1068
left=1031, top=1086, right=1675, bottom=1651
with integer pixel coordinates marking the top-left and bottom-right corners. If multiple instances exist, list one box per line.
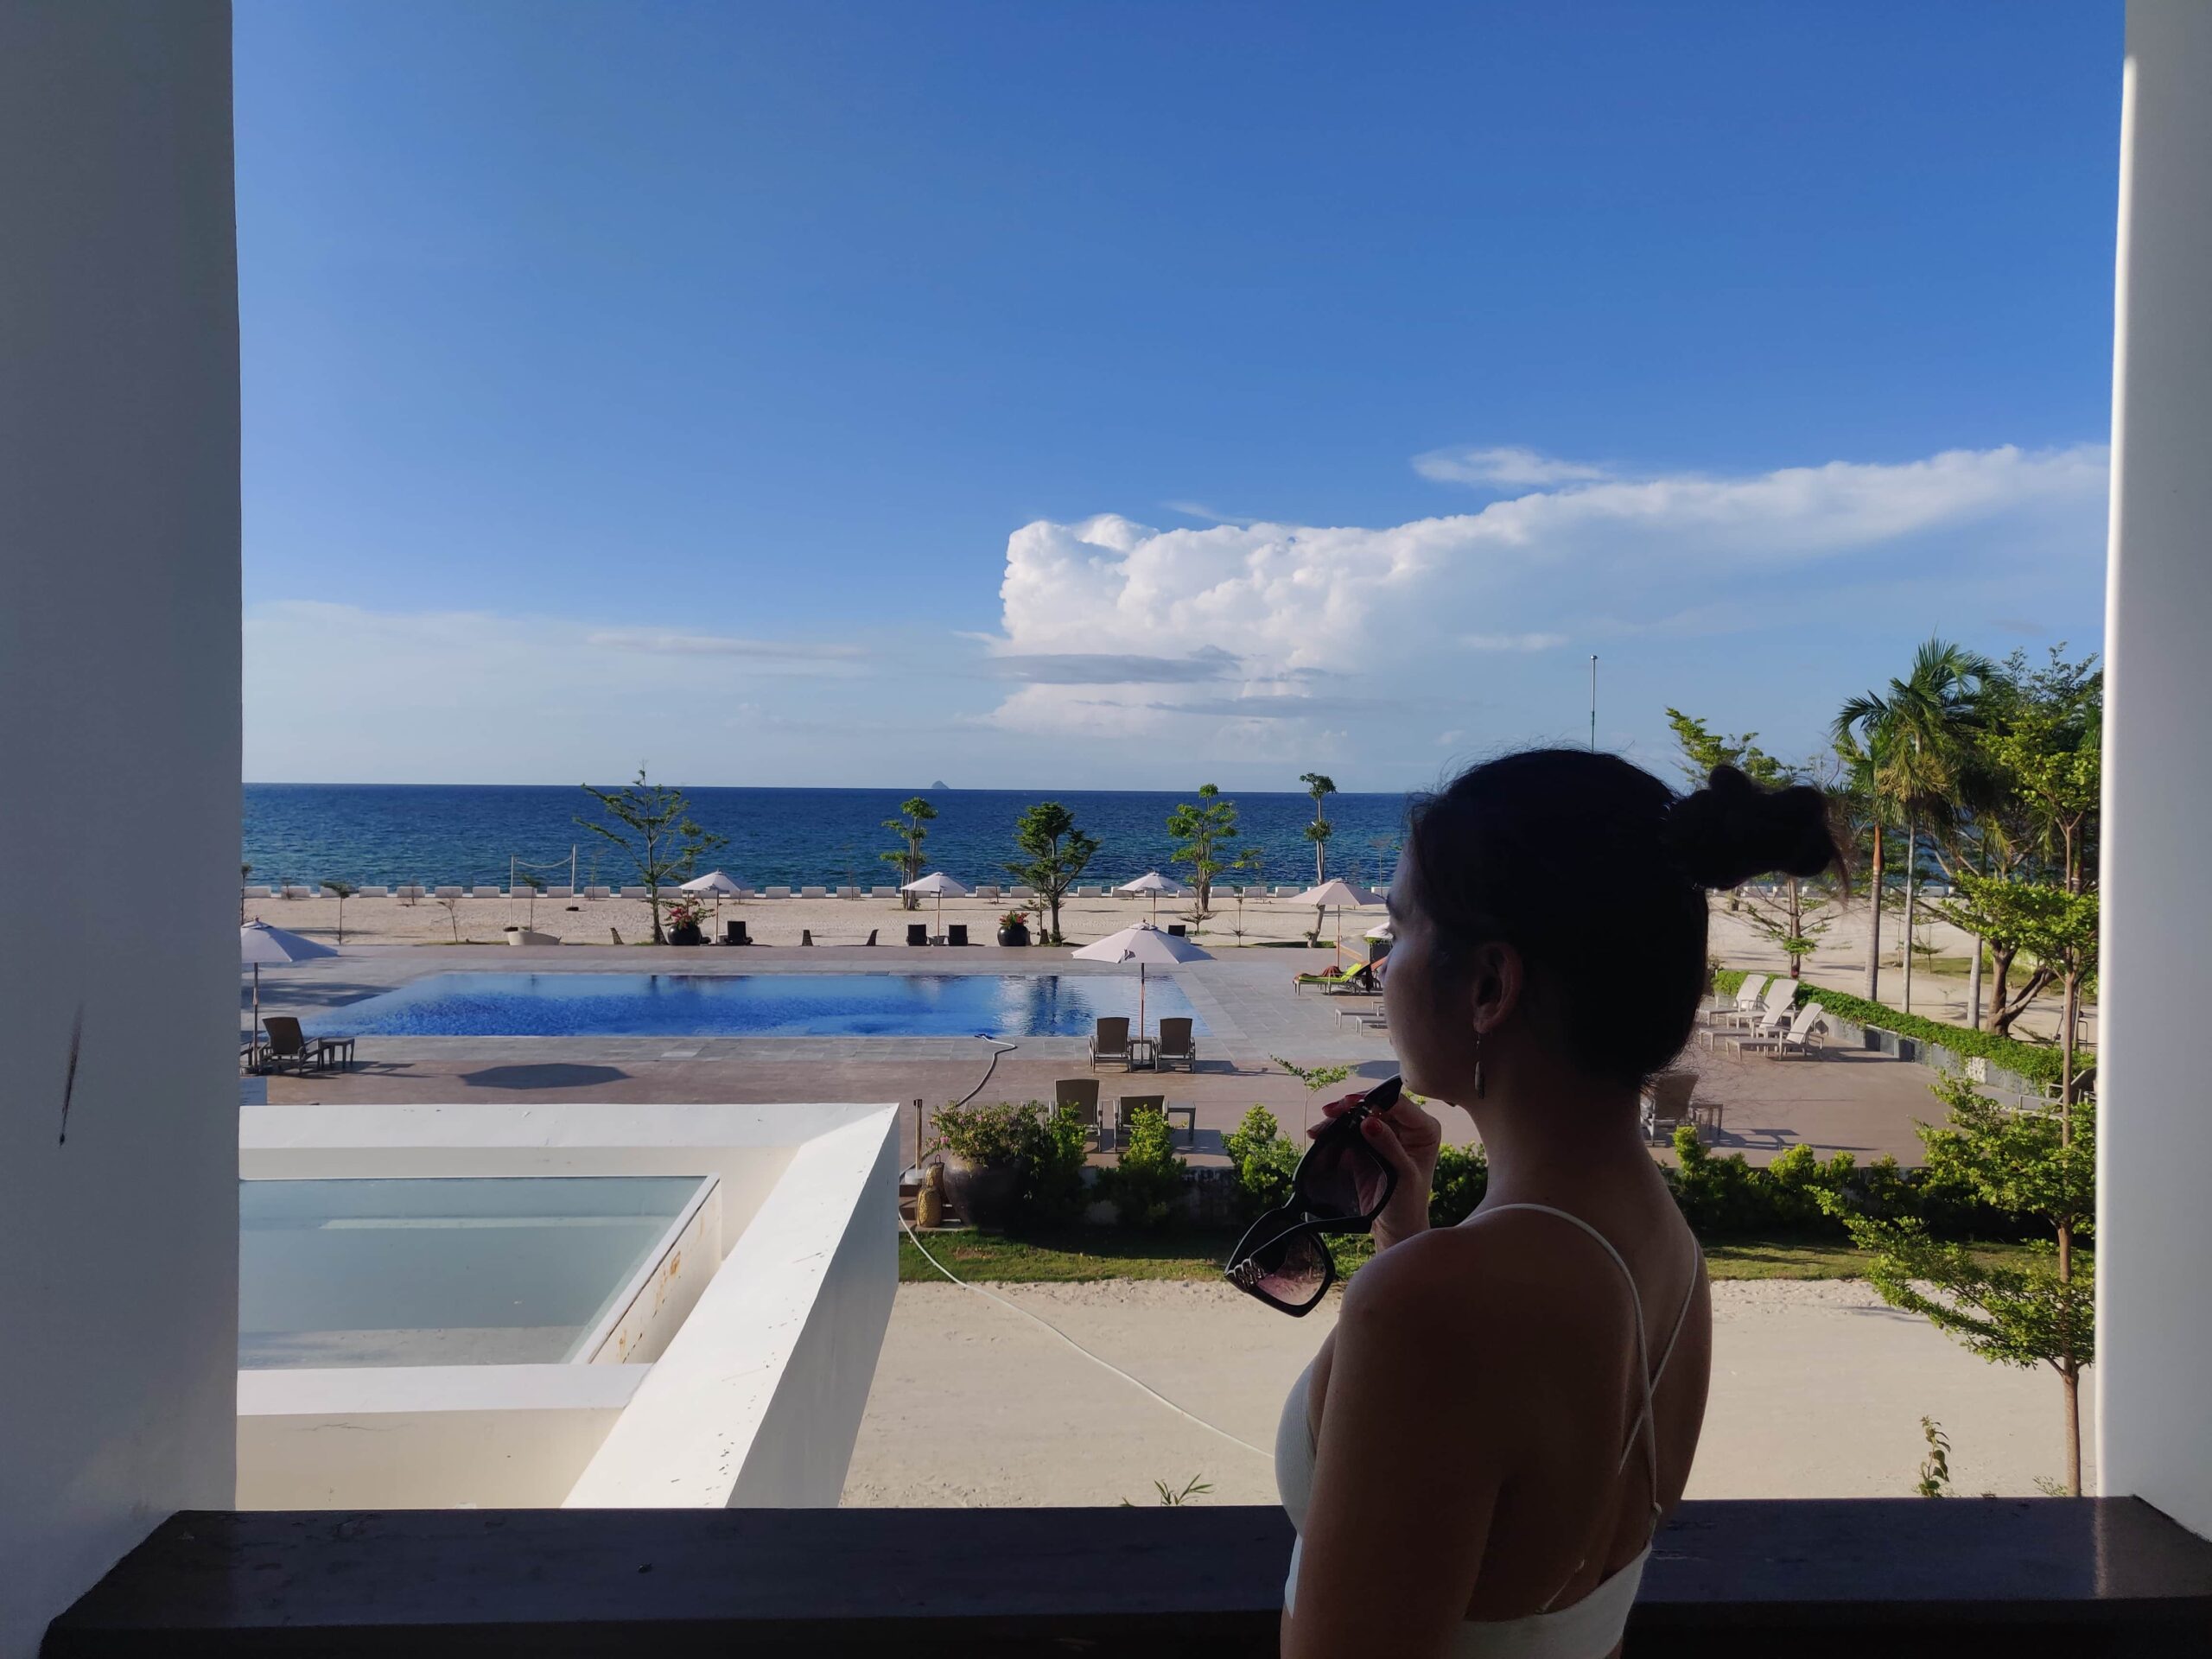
left=1299, top=772, right=1337, bottom=884
left=1832, top=639, right=1996, bottom=1012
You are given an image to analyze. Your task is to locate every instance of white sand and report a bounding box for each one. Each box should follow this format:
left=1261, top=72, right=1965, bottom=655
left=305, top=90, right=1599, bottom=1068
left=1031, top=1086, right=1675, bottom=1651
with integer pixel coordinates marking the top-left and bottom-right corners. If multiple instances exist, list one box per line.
left=840, top=1280, right=2091, bottom=1507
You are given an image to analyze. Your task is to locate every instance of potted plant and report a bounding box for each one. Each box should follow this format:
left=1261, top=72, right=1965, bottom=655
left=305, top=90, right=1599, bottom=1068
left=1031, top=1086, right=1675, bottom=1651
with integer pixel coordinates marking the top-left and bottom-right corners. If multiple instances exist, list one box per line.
left=665, top=893, right=707, bottom=946
left=995, top=908, right=1030, bottom=947
left=928, top=1099, right=1034, bottom=1230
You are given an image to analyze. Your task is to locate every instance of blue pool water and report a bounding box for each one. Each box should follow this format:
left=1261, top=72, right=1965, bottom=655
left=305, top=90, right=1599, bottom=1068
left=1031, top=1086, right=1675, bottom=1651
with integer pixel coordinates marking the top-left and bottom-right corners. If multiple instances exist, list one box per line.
left=315, top=971, right=1204, bottom=1039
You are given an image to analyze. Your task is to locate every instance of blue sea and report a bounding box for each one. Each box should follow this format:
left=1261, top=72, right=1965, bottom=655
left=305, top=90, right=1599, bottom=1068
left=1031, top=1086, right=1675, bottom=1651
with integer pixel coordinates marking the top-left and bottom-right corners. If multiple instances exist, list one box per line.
left=243, top=784, right=1413, bottom=893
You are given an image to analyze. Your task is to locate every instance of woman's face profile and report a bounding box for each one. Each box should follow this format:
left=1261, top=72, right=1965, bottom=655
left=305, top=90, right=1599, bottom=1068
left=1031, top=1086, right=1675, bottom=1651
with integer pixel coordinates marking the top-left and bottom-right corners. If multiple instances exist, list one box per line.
left=1382, top=844, right=1479, bottom=1105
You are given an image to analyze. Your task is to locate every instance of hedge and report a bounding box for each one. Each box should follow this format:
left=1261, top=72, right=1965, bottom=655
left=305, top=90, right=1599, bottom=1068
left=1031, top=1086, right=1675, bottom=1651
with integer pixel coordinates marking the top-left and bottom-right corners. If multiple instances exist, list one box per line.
left=1713, top=968, right=2075, bottom=1089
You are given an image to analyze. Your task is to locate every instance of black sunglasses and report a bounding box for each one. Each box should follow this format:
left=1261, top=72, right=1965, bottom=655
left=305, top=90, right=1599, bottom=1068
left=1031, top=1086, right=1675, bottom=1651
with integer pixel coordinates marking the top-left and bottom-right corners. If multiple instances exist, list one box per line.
left=1224, top=1077, right=1403, bottom=1316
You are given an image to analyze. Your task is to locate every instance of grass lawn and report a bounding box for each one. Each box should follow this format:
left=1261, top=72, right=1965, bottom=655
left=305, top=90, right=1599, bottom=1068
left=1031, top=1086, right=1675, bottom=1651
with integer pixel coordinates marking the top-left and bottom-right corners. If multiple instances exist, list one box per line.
left=900, top=1229, right=2068, bottom=1286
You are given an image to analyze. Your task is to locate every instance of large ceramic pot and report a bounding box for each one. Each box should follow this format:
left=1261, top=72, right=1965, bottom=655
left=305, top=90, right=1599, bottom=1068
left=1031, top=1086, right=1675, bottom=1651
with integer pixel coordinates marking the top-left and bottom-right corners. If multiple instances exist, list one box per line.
left=996, top=924, right=1030, bottom=946
left=940, top=1156, right=1020, bottom=1231
left=668, top=923, right=703, bottom=946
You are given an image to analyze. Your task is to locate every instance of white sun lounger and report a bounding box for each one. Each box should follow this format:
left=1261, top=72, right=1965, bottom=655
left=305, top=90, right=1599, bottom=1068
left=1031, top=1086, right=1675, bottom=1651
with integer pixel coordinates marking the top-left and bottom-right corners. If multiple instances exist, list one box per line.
left=799, top=886, right=827, bottom=899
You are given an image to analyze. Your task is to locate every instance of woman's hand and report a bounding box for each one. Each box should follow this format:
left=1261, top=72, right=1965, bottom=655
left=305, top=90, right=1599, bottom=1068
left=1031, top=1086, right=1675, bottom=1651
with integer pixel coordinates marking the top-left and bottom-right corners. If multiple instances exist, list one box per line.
left=1313, top=1087, right=1443, bottom=1250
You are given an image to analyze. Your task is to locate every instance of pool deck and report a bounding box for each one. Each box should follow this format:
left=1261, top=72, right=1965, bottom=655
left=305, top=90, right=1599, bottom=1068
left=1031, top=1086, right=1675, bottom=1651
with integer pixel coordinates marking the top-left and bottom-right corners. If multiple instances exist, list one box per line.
left=247, top=945, right=1958, bottom=1167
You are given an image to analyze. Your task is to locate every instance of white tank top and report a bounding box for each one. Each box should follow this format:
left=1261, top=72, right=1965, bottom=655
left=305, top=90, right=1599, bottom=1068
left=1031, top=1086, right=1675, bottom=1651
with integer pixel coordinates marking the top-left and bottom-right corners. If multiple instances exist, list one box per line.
left=1276, top=1204, right=1700, bottom=1658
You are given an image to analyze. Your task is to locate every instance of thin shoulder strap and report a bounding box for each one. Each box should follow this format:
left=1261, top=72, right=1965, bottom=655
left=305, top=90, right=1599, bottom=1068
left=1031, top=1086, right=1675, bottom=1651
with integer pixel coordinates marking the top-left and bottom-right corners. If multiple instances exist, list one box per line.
left=1475, top=1203, right=1660, bottom=1506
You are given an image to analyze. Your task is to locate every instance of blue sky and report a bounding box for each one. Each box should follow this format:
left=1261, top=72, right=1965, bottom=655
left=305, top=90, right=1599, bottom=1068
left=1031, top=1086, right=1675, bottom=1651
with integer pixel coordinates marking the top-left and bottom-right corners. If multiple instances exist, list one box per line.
left=237, top=0, right=2121, bottom=789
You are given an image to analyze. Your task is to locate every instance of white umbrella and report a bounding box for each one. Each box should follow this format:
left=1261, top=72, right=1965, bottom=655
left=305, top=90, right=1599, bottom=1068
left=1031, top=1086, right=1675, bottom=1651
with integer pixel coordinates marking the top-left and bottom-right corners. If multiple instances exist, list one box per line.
left=1114, top=869, right=1190, bottom=924
left=679, top=870, right=749, bottom=896
left=679, top=869, right=750, bottom=933
left=240, top=920, right=337, bottom=1036
left=1292, top=880, right=1384, bottom=963
left=1071, top=919, right=1211, bottom=1033
left=900, top=871, right=973, bottom=939
left=1364, top=920, right=1395, bottom=940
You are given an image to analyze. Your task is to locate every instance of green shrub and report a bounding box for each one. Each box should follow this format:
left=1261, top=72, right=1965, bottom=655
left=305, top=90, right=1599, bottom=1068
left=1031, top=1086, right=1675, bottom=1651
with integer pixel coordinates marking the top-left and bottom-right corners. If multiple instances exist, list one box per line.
left=1429, top=1143, right=1489, bottom=1227
left=1224, top=1105, right=1301, bottom=1221
left=1103, top=1106, right=1188, bottom=1230
left=931, top=1099, right=1090, bottom=1233
left=1710, top=969, right=2075, bottom=1089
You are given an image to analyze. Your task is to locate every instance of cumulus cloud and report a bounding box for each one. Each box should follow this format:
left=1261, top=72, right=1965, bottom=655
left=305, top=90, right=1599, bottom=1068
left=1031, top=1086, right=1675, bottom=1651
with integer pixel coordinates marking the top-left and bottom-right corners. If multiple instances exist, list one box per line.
left=984, top=646, right=1240, bottom=684
left=1413, top=446, right=1614, bottom=487
left=982, top=445, right=2109, bottom=751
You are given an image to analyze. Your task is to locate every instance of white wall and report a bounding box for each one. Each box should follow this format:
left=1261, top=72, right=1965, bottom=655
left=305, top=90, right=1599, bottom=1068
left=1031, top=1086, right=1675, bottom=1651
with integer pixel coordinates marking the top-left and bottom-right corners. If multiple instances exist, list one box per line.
left=2097, top=0, right=2212, bottom=1541
left=0, top=4, right=240, bottom=1654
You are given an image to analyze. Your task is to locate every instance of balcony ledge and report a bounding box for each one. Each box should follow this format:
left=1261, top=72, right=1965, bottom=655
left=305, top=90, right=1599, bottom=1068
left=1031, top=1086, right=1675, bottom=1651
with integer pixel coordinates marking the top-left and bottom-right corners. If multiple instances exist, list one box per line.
left=44, top=1497, right=2212, bottom=1657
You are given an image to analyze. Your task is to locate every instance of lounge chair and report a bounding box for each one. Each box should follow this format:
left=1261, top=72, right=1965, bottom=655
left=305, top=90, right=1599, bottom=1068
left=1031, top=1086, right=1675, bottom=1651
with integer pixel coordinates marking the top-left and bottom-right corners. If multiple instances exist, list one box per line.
left=609, top=927, right=624, bottom=944
left=1641, top=1070, right=1699, bottom=1143
left=800, top=929, right=814, bottom=946
left=1700, top=979, right=1786, bottom=1046
left=906, top=923, right=928, bottom=946
left=1704, top=975, right=1772, bottom=1028
left=1294, top=961, right=1376, bottom=995
left=1732, top=1001, right=1828, bottom=1060
left=1089, top=1016, right=1133, bottom=1070
left=947, top=923, right=969, bottom=946
left=862, top=928, right=877, bottom=946
left=258, top=1016, right=345, bottom=1075
left=1054, top=1077, right=1104, bottom=1145
left=1156, top=1017, right=1197, bottom=1071
left=722, top=919, right=749, bottom=945
left=1337, top=1003, right=1389, bottom=1030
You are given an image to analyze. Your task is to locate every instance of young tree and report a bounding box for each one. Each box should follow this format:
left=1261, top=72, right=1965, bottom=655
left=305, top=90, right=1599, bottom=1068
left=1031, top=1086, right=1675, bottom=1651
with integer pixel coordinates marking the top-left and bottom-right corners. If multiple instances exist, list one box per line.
left=516, top=870, right=547, bottom=930
left=321, top=880, right=358, bottom=944
left=1166, top=784, right=1239, bottom=915
left=240, top=862, right=253, bottom=925
left=1005, top=800, right=1097, bottom=944
left=434, top=892, right=463, bottom=944
left=1832, top=639, right=1995, bottom=1012
left=1826, top=1072, right=2094, bottom=1493
left=1226, top=847, right=1267, bottom=944
left=1299, top=772, right=1338, bottom=884
left=881, top=796, right=937, bottom=912
left=576, top=770, right=729, bottom=944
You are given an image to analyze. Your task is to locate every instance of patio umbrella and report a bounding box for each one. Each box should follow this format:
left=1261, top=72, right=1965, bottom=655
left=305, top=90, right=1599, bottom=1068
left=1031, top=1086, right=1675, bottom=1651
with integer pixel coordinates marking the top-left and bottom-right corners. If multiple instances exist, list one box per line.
left=1071, top=919, right=1211, bottom=1034
left=1113, top=869, right=1190, bottom=924
left=679, top=869, right=751, bottom=931
left=900, top=871, right=973, bottom=938
left=1291, top=879, right=1384, bottom=964
left=240, top=920, right=337, bottom=1036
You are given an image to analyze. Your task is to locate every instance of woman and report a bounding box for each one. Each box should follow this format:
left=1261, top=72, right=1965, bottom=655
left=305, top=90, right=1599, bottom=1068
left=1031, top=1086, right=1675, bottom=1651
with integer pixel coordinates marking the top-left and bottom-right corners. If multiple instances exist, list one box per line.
left=1277, top=750, right=1843, bottom=1659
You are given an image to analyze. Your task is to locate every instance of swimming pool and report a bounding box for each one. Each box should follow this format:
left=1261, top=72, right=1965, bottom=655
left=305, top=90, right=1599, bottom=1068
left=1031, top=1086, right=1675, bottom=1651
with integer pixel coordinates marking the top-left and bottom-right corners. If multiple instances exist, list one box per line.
left=315, top=971, right=1205, bottom=1039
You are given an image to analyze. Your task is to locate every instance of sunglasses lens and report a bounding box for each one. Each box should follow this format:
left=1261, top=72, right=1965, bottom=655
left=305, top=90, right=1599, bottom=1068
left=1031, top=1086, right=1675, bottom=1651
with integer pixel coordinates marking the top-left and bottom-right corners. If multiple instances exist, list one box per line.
left=1301, top=1125, right=1385, bottom=1220
left=1250, top=1229, right=1330, bottom=1309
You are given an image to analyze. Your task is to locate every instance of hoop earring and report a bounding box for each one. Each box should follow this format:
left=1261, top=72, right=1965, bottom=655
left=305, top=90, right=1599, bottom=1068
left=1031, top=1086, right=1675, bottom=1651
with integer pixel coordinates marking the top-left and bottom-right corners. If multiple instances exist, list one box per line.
left=1473, top=1030, right=1486, bottom=1100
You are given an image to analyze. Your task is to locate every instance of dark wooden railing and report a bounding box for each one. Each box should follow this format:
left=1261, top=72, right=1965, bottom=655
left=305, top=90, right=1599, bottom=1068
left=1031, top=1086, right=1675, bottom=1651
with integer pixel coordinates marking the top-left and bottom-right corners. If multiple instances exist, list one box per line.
left=45, top=1498, right=2212, bottom=1657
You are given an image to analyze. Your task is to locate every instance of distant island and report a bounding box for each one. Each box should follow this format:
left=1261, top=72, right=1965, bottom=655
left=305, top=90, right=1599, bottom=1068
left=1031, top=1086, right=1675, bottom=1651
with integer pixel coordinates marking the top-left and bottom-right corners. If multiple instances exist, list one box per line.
left=931, top=780, right=950, bottom=790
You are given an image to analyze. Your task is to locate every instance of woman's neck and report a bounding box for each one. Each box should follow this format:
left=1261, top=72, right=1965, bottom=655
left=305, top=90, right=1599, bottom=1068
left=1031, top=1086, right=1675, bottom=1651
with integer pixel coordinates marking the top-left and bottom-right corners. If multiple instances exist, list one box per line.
left=1462, top=1058, right=1652, bottom=1205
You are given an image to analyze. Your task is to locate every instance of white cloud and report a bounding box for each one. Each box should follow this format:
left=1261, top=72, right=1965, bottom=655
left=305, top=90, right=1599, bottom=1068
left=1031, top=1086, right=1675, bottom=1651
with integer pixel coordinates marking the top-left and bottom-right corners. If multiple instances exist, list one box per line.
left=982, top=445, right=2109, bottom=752
left=1413, top=445, right=1614, bottom=487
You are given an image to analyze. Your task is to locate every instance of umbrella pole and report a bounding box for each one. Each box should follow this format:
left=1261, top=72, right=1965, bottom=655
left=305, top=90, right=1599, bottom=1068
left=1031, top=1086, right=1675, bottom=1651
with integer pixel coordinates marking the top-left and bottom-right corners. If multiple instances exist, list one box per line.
left=1139, top=961, right=1147, bottom=1036
left=251, top=963, right=261, bottom=1042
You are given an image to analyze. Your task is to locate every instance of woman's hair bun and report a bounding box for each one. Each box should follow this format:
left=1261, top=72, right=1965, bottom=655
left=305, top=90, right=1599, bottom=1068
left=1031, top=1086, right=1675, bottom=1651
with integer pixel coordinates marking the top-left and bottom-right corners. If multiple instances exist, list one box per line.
left=1664, top=764, right=1843, bottom=892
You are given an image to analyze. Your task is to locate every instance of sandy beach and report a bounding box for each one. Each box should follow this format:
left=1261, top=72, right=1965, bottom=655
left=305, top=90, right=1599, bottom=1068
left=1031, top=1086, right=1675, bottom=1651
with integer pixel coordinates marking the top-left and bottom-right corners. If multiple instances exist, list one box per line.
left=842, top=1279, right=2090, bottom=1508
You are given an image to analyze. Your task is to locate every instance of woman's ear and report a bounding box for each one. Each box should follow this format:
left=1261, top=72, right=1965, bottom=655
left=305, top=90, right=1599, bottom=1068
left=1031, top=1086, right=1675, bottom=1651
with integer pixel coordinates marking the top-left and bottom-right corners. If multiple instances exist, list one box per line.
left=1464, top=940, right=1525, bottom=1036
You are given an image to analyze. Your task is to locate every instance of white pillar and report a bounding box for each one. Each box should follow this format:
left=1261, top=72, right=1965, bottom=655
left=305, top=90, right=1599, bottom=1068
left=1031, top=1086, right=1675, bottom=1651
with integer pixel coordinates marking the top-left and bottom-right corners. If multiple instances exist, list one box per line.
left=2097, top=0, right=2212, bottom=1540
left=0, top=3, right=241, bottom=1650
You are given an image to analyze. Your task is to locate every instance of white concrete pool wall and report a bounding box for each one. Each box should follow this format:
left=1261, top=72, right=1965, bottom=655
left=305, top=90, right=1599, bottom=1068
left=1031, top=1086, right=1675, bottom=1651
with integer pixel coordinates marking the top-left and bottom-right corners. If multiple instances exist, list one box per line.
left=236, top=1101, right=899, bottom=1510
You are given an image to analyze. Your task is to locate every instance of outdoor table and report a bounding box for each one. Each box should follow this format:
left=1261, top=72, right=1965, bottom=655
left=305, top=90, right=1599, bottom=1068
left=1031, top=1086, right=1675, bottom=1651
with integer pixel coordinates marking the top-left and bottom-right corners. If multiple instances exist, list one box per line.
left=1164, top=1102, right=1198, bottom=1147
left=1128, top=1036, right=1158, bottom=1070
left=313, top=1035, right=358, bottom=1071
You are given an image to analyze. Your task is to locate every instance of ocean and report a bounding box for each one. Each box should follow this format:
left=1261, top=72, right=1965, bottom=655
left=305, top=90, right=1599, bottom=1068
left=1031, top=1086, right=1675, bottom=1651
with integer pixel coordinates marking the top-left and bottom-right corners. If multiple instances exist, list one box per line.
left=241, top=784, right=1414, bottom=893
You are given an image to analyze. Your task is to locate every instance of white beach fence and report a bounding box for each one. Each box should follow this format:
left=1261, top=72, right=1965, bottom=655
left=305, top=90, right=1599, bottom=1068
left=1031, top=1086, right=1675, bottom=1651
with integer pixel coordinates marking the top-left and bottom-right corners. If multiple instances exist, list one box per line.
left=239, top=920, right=337, bottom=1035
left=1113, top=869, right=1190, bottom=925
left=1071, top=919, right=1211, bottom=1034
left=900, top=871, right=973, bottom=938
left=1292, top=879, right=1384, bottom=962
